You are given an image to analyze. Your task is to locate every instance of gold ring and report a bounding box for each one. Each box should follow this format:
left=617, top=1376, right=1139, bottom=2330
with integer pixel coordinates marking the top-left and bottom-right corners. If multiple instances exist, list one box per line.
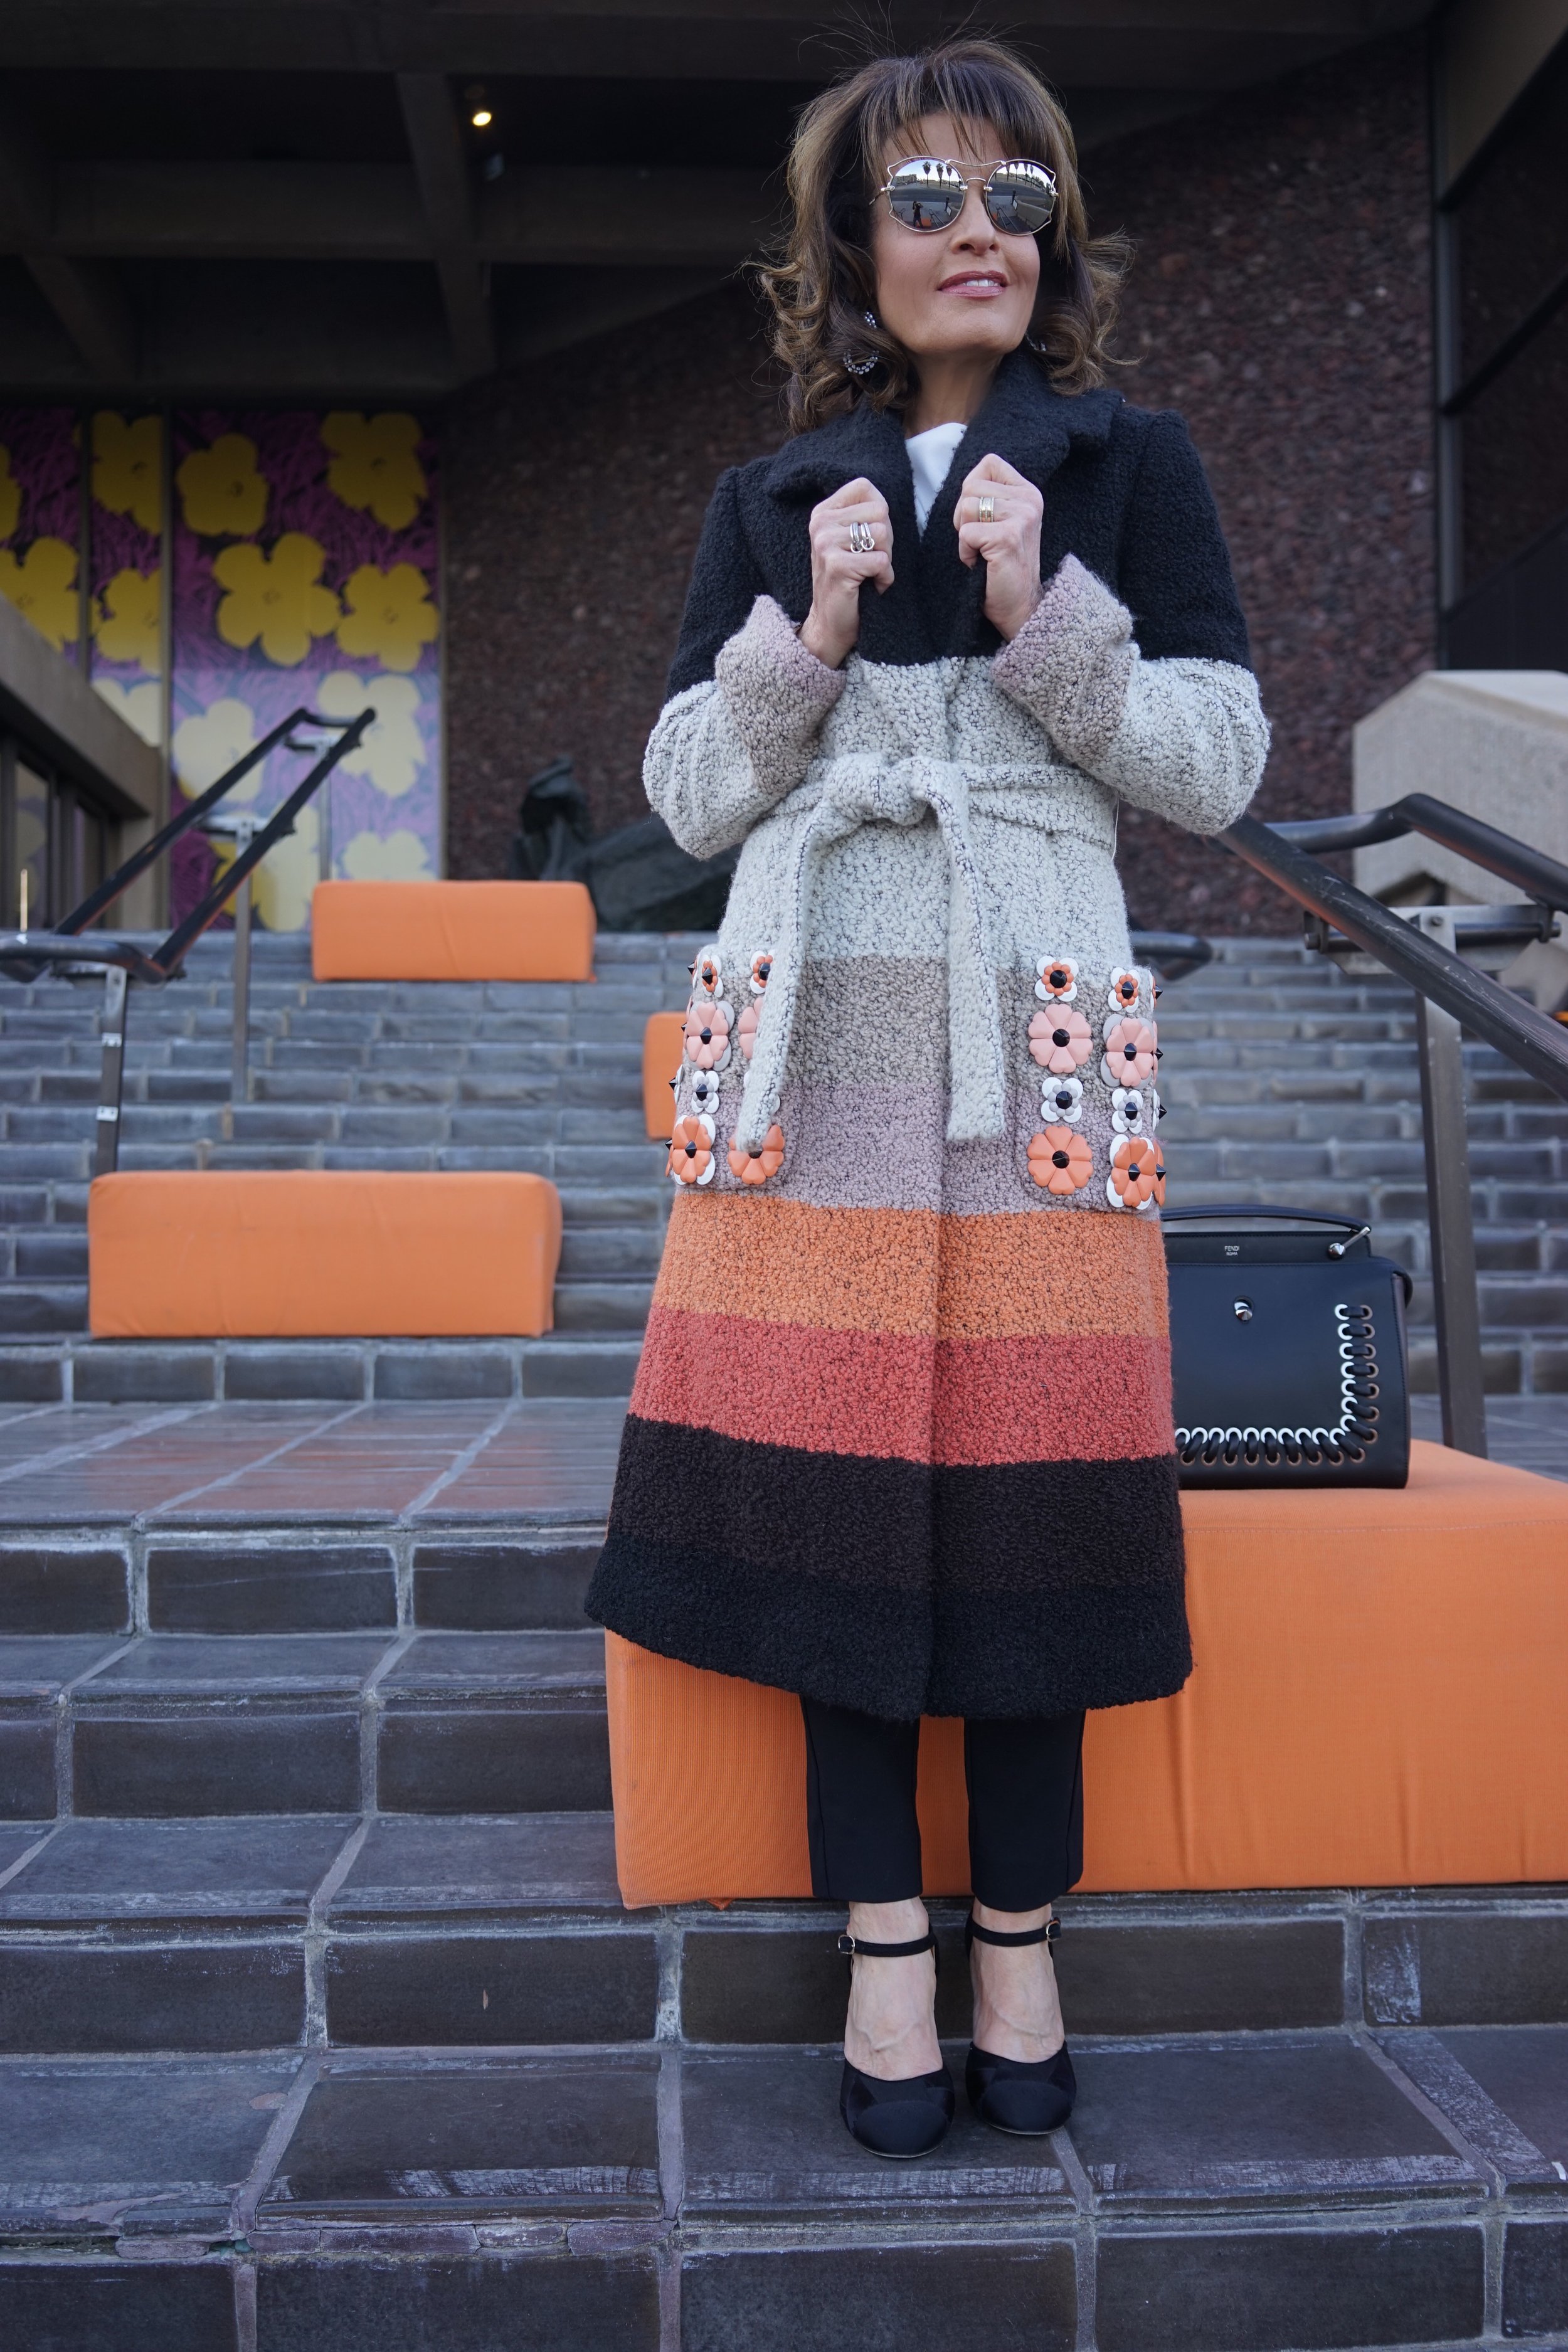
left=976, top=494, right=995, bottom=524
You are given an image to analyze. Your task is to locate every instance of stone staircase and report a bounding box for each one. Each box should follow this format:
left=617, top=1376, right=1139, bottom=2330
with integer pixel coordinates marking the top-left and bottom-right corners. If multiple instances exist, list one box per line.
left=0, top=929, right=1565, bottom=2346
left=0, top=1399, right=1564, bottom=2350
left=0, top=929, right=1562, bottom=1397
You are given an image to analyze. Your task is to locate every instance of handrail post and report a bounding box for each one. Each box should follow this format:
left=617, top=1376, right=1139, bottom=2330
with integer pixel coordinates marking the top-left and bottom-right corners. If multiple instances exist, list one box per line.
left=1412, top=906, right=1487, bottom=1456
left=95, top=965, right=127, bottom=1178
left=318, top=778, right=332, bottom=885
left=231, top=834, right=253, bottom=1104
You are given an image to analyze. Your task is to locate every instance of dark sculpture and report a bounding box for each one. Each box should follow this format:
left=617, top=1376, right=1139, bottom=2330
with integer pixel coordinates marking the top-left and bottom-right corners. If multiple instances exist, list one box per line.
left=506, top=756, right=736, bottom=933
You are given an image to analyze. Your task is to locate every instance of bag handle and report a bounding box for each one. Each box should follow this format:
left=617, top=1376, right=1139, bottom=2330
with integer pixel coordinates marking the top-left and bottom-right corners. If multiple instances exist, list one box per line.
left=1160, top=1202, right=1369, bottom=1233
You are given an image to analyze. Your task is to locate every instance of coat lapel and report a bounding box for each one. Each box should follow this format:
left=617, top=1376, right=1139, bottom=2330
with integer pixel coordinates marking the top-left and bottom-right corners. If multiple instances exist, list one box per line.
left=764, top=354, right=1123, bottom=664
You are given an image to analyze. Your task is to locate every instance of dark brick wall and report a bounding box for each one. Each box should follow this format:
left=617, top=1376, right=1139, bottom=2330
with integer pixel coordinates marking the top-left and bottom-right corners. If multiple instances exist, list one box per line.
left=443, top=33, right=1436, bottom=933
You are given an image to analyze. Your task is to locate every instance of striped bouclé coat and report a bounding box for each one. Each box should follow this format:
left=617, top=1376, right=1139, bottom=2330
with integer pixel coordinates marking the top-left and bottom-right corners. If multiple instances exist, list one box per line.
left=587, top=352, right=1269, bottom=1720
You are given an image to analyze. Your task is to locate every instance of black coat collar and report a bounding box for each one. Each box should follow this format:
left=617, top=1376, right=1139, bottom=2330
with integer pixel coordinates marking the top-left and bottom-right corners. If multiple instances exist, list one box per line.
left=764, top=351, right=1120, bottom=660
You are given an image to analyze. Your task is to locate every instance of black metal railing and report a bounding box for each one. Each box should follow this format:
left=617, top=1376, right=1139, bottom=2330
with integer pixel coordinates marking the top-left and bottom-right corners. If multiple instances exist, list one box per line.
left=1222, top=797, right=1568, bottom=1461
left=0, top=704, right=374, bottom=1175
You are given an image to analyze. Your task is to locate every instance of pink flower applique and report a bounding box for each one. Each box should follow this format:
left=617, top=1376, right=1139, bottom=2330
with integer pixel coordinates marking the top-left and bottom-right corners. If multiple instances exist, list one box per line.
left=736, top=1002, right=759, bottom=1062
left=1028, top=1005, right=1092, bottom=1074
left=684, top=1001, right=732, bottom=1072
left=1034, top=955, right=1078, bottom=1003
left=1028, top=1125, right=1093, bottom=1194
left=1106, top=1135, right=1159, bottom=1210
left=668, top=1114, right=717, bottom=1186
left=1101, top=1017, right=1158, bottom=1087
left=750, top=950, right=774, bottom=993
left=1040, top=1073, right=1084, bottom=1125
left=728, top=1123, right=785, bottom=1185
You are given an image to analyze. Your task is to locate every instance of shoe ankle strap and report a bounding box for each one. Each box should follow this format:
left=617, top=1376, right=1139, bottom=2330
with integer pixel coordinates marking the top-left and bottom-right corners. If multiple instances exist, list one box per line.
left=965, top=1914, right=1061, bottom=1951
left=837, top=1929, right=936, bottom=1959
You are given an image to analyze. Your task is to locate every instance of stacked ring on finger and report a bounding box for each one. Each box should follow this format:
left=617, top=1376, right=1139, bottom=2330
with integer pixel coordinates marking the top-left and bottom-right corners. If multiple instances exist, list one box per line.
left=975, top=493, right=996, bottom=524
left=847, top=520, right=876, bottom=554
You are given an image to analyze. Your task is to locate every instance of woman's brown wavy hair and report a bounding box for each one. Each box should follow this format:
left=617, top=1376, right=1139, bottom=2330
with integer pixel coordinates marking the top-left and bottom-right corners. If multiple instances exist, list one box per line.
left=759, top=37, right=1128, bottom=434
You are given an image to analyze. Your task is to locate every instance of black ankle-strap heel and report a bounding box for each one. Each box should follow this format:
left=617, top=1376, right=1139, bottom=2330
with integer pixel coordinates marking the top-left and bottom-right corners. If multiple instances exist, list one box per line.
left=965, top=1914, right=1076, bottom=2137
left=836, top=1927, right=955, bottom=2160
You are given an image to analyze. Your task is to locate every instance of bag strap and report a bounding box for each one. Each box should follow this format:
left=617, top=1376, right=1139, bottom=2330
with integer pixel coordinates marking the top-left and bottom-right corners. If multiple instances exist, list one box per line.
left=1160, top=1202, right=1369, bottom=1233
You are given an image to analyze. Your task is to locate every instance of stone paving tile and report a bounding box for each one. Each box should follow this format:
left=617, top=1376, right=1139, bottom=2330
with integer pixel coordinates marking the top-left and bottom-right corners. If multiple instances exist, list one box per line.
left=0, top=1822, right=46, bottom=1877
left=260, top=2052, right=660, bottom=2214
left=682, top=2046, right=1071, bottom=2217
left=0, top=2052, right=303, bottom=2231
left=327, top=1811, right=622, bottom=1917
left=77, top=1633, right=398, bottom=1690
left=0, top=1814, right=357, bottom=1920
left=0, top=1634, right=127, bottom=1690
left=1066, top=2033, right=1480, bottom=2205
left=379, top=1630, right=605, bottom=1688
left=0, top=1407, right=339, bottom=1521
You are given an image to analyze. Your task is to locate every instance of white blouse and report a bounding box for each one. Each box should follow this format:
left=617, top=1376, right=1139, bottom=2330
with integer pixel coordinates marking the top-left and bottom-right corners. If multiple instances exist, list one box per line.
left=905, top=420, right=967, bottom=533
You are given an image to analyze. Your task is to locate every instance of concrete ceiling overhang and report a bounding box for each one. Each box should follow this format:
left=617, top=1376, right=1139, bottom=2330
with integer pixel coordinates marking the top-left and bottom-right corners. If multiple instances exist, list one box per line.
left=0, top=1, right=1436, bottom=396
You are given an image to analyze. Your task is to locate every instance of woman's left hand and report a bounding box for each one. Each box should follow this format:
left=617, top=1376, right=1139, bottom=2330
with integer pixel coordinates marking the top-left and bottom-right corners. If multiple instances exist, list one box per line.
left=955, top=453, right=1044, bottom=642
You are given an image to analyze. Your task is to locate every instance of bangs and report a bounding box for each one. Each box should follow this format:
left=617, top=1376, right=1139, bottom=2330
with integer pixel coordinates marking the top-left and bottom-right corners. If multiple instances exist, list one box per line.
left=856, top=51, right=1073, bottom=188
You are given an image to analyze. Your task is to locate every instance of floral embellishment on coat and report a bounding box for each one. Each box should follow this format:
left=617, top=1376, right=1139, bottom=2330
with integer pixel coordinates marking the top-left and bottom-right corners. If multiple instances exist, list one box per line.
left=1040, top=1073, right=1084, bottom=1125
left=1106, top=1135, right=1159, bottom=1210
left=1029, top=1126, right=1093, bottom=1194
left=1034, top=955, right=1078, bottom=1003
left=1101, top=1017, right=1158, bottom=1088
left=686, top=1067, right=723, bottom=1118
left=669, top=1114, right=717, bottom=1186
left=684, top=1002, right=731, bottom=1072
left=1106, top=965, right=1150, bottom=1015
left=736, top=1002, right=759, bottom=1062
left=1111, top=1086, right=1148, bottom=1136
left=750, top=951, right=773, bottom=993
left=728, top=1123, right=785, bottom=1185
left=1028, top=1006, right=1092, bottom=1075
left=690, top=948, right=723, bottom=999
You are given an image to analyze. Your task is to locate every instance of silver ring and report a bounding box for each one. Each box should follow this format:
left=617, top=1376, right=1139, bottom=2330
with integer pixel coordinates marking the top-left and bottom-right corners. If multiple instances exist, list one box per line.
left=976, top=493, right=995, bottom=524
left=847, top=521, right=875, bottom=555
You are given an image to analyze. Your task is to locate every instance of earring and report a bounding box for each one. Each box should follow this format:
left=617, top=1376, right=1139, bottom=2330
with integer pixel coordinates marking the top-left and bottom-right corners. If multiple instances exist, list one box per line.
left=844, top=310, right=881, bottom=378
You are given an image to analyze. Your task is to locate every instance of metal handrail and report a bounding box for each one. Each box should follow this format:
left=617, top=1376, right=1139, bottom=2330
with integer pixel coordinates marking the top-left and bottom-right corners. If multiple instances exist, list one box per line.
left=1271, top=790, right=1568, bottom=917
left=0, top=705, right=374, bottom=1174
left=1221, top=804, right=1568, bottom=1461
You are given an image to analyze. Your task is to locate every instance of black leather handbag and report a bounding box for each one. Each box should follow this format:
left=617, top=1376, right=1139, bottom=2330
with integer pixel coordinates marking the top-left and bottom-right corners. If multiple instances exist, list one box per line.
left=1163, top=1205, right=1412, bottom=1488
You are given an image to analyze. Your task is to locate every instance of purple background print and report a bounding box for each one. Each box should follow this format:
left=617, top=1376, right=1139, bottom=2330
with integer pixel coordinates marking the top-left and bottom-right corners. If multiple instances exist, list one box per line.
left=171, top=408, right=442, bottom=926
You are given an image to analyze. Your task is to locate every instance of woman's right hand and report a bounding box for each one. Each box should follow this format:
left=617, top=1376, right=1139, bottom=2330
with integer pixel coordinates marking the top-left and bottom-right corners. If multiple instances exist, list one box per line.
left=799, top=477, right=893, bottom=669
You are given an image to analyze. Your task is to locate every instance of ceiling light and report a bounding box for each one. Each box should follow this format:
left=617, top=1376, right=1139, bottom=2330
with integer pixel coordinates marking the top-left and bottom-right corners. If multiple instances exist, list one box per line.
left=471, top=107, right=492, bottom=127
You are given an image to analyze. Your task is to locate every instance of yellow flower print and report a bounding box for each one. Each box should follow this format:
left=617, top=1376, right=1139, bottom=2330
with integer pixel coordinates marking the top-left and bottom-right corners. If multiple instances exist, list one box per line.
left=171, top=696, right=263, bottom=802
left=92, top=413, right=162, bottom=534
left=317, top=669, right=424, bottom=797
left=176, top=432, right=268, bottom=538
left=321, top=412, right=428, bottom=531
left=335, top=563, right=438, bottom=674
left=93, top=678, right=163, bottom=748
left=213, top=534, right=340, bottom=667
left=341, top=827, right=432, bottom=882
left=0, top=538, right=78, bottom=652
left=0, top=448, right=19, bottom=544
left=93, top=566, right=162, bottom=672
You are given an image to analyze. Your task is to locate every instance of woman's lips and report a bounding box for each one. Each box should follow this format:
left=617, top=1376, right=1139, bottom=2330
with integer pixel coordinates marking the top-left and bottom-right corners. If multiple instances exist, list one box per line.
left=938, top=272, right=1009, bottom=297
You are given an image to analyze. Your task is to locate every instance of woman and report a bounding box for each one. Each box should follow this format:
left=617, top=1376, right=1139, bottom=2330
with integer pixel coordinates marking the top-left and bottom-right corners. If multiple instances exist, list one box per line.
left=588, top=37, right=1268, bottom=2157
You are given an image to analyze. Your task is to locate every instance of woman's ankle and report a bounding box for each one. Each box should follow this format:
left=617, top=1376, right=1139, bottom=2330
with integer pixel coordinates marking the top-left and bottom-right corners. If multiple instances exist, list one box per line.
left=846, top=1895, right=930, bottom=1944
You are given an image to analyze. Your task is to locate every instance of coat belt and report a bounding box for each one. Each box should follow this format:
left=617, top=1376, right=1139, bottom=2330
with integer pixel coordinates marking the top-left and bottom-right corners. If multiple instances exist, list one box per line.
left=734, top=754, right=1011, bottom=1152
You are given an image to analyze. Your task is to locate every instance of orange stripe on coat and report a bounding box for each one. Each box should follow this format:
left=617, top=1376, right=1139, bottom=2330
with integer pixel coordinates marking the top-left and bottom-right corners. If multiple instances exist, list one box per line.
left=630, top=1303, right=1174, bottom=1466
left=655, top=1192, right=1168, bottom=1342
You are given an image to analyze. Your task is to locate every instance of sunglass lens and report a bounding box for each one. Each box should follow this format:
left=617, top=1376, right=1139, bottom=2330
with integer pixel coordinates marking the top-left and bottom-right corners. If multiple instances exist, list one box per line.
left=985, top=162, right=1057, bottom=235
left=886, top=159, right=967, bottom=231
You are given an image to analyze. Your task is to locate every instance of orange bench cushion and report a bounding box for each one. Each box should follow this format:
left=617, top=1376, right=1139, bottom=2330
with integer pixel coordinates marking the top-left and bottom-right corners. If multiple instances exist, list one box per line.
left=643, top=1010, right=686, bottom=1138
left=606, top=1441, right=1568, bottom=1903
left=89, top=1170, right=561, bottom=1338
left=312, top=881, right=595, bottom=982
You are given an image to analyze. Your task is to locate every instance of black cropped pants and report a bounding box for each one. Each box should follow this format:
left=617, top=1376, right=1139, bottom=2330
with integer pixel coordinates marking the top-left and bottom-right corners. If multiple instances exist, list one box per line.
left=800, top=1697, right=1085, bottom=1914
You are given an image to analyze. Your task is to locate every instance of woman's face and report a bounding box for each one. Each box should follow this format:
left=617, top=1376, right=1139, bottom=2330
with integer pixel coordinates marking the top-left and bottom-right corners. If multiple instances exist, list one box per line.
left=870, top=111, right=1042, bottom=366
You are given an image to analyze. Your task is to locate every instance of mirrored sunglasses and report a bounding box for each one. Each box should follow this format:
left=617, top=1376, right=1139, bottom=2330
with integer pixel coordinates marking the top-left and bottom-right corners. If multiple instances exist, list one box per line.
left=881, top=156, right=1057, bottom=236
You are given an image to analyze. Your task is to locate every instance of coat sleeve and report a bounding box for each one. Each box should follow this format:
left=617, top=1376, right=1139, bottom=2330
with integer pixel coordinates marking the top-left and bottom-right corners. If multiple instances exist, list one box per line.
left=992, top=411, right=1269, bottom=834
left=647, top=469, right=845, bottom=859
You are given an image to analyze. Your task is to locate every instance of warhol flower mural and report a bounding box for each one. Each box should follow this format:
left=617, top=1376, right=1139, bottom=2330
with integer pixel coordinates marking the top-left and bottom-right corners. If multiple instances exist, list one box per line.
left=171, top=408, right=440, bottom=926
left=0, top=409, right=82, bottom=657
